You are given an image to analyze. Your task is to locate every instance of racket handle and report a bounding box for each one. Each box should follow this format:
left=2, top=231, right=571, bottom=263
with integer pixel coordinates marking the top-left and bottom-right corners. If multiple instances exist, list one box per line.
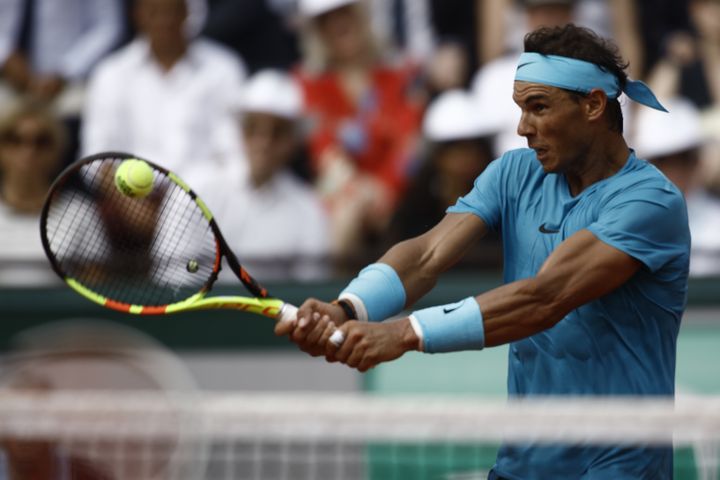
left=278, top=303, right=298, bottom=323
left=329, top=329, right=345, bottom=346
left=278, top=303, right=346, bottom=346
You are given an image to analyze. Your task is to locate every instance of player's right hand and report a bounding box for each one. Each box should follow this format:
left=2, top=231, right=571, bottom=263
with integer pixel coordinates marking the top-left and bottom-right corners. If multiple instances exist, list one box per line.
left=275, top=298, right=348, bottom=357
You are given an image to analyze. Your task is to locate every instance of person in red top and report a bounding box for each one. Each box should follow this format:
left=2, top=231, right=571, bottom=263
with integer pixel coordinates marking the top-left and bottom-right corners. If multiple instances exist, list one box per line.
left=296, top=0, right=424, bottom=262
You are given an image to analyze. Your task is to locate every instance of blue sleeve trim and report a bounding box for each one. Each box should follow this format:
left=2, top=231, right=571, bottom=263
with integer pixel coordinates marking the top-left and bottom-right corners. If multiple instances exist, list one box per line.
left=586, top=225, right=655, bottom=272
left=446, top=205, right=496, bottom=231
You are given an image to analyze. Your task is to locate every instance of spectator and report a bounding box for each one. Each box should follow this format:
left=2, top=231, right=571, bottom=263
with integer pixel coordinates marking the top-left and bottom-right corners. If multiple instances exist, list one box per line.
left=425, top=0, right=481, bottom=90
left=388, top=89, right=502, bottom=269
left=296, top=0, right=424, bottom=260
left=368, top=0, right=472, bottom=95
left=202, top=0, right=300, bottom=73
left=201, top=70, right=331, bottom=282
left=646, top=0, right=720, bottom=111
left=633, top=0, right=691, bottom=77
left=480, top=0, right=643, bottom=77
left=0, top=0, right=124, bottom=166
left=645, top=0, right=720, bottom=196
left=634, top=97, right=720, bottom=276
left=0, top=0, right=124, bottom=113
left=0, top=101, right=66, bottom=286
left=82, top=0, right=247, bottom=184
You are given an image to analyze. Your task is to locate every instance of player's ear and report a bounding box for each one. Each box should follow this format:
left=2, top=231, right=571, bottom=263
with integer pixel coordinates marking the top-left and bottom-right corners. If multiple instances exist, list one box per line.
left=584, top=89, right=607, bottom=123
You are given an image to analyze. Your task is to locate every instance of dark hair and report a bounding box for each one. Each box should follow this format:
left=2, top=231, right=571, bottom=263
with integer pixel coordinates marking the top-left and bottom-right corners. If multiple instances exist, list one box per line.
left=523, top=24, right=629, bottom=133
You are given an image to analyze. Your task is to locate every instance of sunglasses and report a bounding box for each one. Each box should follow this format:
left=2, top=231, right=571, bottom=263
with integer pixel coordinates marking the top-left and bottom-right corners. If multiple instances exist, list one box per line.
left=1, top=131, right=55, bottom=149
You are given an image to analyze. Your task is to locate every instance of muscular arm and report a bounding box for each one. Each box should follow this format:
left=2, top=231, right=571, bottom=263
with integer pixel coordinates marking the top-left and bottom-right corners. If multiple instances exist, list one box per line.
left=328, top=229, right=642, bottom=371
left=480, top=229, right=641, bottom=346
left=277, top=212, right=488, bottom=354
left=379, top=212, right=489, bottom=306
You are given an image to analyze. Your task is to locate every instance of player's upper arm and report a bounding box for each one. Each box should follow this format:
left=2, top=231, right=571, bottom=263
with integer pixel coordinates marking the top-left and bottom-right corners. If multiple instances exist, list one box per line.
left=531, top=182, right=689, bottom=327
left=535, top=229, right=642, bottom=317
left=481, top=229, right=642, bottom=347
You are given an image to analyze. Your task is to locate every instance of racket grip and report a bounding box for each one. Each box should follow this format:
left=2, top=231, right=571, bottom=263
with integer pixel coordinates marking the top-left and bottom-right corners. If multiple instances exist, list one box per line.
left=277, top=303, right=345, bottom=346
left=329, top=329, right=345, bottom=346
left=278, top=303, right=298, bottom=323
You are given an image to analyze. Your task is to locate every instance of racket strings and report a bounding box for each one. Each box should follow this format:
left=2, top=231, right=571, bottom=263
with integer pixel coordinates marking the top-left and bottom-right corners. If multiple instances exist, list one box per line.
left=44, top=157, right=218, bottom=307
left=142, top=184, right=215, bottom=297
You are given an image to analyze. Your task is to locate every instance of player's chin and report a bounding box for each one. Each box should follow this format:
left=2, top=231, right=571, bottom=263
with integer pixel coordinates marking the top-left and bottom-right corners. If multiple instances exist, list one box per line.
left=537, top=153, right=560, bottom=173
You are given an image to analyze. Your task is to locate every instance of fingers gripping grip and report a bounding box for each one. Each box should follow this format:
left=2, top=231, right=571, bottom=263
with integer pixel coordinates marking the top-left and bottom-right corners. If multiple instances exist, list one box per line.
left=278, top=304, right=346, bottom=346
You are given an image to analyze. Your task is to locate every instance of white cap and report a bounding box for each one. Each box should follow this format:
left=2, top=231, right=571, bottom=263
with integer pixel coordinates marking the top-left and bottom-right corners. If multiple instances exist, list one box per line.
left=633, top=97, right=704, bottom=159
left=240, top=70, right=303, bottom=119
left=423, top=90, right=500, bottom=142
left=299, top=0, right=357, bottom=17
left=471, top=55, right=526, bottom=154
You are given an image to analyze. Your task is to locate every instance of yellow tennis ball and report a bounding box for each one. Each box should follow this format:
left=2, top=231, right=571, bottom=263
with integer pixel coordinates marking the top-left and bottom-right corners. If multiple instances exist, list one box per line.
left=115, top=159, right=154, bottom=198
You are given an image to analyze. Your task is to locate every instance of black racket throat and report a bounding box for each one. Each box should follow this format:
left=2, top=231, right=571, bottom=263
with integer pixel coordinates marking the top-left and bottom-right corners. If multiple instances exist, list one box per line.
left=214, top=228, right=269, bottom=299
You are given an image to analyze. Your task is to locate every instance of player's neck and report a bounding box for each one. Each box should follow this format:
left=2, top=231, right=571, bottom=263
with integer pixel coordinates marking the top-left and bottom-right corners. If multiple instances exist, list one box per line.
left=565, top=135, right=629, bottom=196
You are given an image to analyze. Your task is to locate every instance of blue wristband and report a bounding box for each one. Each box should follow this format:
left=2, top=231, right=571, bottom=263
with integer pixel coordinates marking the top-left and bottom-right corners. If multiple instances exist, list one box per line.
left=410, top=297, right=485, bottom=353
left=340, top=263, right=406, bottom=322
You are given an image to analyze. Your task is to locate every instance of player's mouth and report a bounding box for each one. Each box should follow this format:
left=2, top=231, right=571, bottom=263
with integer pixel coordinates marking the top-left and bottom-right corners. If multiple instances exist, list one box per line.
left=531, top=146, right=549, bottom=161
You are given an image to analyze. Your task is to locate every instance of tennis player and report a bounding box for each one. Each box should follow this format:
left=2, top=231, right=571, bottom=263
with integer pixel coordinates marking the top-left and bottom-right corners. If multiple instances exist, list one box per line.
left=277, top=24, right=690, bottom=479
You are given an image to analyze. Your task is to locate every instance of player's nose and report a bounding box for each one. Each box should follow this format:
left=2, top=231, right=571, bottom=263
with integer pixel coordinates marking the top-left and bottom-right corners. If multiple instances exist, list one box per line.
left=516, top=112, right=535, bottom=138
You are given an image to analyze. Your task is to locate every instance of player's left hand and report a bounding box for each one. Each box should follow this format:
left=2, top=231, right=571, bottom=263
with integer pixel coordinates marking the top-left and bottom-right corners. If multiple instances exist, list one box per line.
left=275, top=298, right=346, bottom=357
left=325, top=318, right=420, bottom=372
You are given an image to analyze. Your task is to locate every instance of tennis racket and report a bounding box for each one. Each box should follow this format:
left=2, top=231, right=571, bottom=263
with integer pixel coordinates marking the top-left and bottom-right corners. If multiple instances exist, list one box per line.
left=40, top=152, right=317, bottom=331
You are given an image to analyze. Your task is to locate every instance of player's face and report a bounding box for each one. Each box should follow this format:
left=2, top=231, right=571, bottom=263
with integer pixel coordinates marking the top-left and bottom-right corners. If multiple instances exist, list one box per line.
left=513, top=81, right=591, bottom=174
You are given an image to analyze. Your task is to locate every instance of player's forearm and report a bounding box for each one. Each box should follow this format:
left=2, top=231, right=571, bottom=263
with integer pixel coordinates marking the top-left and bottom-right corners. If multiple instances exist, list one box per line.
left=477, top=277, right=570, bottom=347
left=340, top=214, right=487, bottom=323
left=378, top=237, right=440, bottom=307
left=380, top=215, right=484, bottom=306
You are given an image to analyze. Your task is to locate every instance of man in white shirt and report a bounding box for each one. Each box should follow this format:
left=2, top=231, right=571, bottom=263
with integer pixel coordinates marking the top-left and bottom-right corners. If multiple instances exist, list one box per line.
left=201, top=70, right=332, bottom=282
left=0, top=0, right=124, bottom=116
left=82, top=0, right=247, bottom=183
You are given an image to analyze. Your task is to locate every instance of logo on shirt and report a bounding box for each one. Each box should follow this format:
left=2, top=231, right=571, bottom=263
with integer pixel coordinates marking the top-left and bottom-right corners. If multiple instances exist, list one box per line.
left=538, top=223, right=560, bottom=234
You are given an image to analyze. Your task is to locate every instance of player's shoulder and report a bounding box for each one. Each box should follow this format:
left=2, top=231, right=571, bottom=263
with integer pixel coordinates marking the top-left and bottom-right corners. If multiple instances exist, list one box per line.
left=602, top=153, right=687, bottom=215
left=611, top=154, right=684, bottom=199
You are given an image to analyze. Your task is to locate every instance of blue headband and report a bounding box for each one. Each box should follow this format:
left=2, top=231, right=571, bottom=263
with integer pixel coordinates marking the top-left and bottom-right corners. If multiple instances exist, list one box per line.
left=515, top=52, right=667, bottom=112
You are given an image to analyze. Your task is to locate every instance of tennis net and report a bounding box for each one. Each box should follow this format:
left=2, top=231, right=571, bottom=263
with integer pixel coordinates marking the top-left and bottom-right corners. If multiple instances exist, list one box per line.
left=0, top=391, right=718, bottom=479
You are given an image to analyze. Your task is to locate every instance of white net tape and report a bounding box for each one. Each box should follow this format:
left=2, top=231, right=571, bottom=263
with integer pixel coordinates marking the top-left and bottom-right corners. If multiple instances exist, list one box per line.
left=0, top=392, right=718, bottom=479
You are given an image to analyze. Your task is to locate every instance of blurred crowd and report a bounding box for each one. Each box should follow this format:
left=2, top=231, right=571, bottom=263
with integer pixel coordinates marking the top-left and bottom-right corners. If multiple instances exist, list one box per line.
left=1, top=0, right=720, bottom=286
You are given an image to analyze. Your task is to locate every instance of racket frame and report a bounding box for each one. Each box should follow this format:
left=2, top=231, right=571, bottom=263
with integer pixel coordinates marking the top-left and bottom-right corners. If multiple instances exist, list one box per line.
left=40, top=152, right=296, bottom=323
